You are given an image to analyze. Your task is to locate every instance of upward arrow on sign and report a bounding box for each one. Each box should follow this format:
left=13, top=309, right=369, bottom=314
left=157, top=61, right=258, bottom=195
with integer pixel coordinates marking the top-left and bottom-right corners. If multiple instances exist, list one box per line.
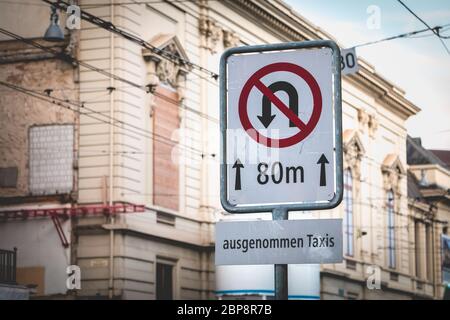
left=232, top=159, right=244, bottom=190
left=317, top=154, right=329, bottom=187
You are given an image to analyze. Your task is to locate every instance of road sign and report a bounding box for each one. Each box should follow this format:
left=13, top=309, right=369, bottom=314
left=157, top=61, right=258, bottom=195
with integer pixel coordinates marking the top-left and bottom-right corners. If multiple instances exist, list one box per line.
left=220, top=41, right=343, bottom=213
left=340, top=47, right=359, bottom=76
left=238, top=62, right=323, bottom=148
left=215, top=219, right=343, bottom=265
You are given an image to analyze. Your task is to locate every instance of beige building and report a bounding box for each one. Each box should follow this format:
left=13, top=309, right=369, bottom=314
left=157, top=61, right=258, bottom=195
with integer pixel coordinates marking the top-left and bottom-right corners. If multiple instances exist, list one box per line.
left=406, top=137, right=450, bottom=298
left=0, top=0, right=448, bottom=300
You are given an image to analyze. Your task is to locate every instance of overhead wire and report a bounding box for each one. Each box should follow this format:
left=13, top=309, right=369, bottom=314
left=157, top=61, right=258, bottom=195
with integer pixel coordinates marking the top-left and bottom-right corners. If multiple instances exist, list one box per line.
left=353, top=23, right=450, bottom=48
left=0, top=80, right=211, bottom=157
left=396, top=0, right=450, bottom=55
left=0, top=0, right=215, bottom=4
left=41, top=0, right=220, bottom=80
left=79, top=0, right=220, bottom=7
left=0, top=28, right=220, bottom=124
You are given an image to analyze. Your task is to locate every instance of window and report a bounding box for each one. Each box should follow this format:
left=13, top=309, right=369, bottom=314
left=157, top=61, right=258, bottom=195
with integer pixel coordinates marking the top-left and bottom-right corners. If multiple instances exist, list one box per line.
left=346, top=259, right=356, bottom=270
left=425, top=224, right=433, bottom=282
left=152, top=87, right=180, bottom=211
left=387, top=190, right=395, bottom=268
left=347, top=291, right=359, bottom=300
left=156, top=211, right=175, bottom=226
left=389, top=271, right=398, bottom=281
left=343, top=169, right=354, bottom=256
left=29, top=125, right=74, bottom=195
left=156, top=262, right=173, bottom=300
left=414, top=220, right=421, bottom=278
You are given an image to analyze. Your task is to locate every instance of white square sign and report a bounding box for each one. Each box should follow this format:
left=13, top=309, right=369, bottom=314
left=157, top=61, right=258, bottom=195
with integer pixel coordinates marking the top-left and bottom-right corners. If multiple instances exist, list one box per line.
left=220, top=41, right=343, bottom=212
left=340, top=47, right=359, bottom=76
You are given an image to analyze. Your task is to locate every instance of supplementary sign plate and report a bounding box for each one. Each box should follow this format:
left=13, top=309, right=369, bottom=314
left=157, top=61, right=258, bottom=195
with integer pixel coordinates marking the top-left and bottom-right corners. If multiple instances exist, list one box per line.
left=215, top=219, right=343, bottom=265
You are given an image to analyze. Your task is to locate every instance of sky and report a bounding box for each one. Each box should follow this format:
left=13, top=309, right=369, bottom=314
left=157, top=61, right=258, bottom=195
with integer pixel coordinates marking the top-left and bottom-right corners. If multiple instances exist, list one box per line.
left=285, top=0, right=450, bottom=150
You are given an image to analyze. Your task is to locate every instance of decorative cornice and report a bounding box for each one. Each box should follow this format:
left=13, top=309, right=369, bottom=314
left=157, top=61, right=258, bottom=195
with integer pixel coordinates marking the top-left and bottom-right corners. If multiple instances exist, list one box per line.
left=222, top=29, right=240, bottom=49
left=343, top=129, right=365, bottom=180
left=358, top=108, right=378, bottom=137
left=142, top=34, right=191, bottom=98
left=382, top=154, right=406, bottom=175
left=381, top=154, right=405, bottom=195
left=199, top=16, right=223, bottom=53
left=347, top=67, right=420, bottom=120
left=343, top=129, right=366, bottom=155
left=223, top=0, right=309, bottom=42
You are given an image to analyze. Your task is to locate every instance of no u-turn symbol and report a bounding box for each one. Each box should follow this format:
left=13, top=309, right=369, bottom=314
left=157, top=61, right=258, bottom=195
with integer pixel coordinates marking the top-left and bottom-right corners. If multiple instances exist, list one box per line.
left=238, top=62, right=323, bottom=148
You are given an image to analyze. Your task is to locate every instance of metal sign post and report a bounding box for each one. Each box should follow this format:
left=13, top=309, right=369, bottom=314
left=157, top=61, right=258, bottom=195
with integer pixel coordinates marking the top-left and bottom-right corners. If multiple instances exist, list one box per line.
left=219, top=40, right=343, bottom=300
left=272, top=207, right=288, bottom=300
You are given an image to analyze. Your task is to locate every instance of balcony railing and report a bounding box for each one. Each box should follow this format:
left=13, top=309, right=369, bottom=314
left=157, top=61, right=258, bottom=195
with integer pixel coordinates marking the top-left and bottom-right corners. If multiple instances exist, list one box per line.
left=0, top=247, right=17, bottom=284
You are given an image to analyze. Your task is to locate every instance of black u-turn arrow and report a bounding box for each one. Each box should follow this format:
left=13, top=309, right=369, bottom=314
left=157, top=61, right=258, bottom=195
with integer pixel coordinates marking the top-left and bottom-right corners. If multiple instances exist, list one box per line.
left=259, top=81, right=298, bottom=128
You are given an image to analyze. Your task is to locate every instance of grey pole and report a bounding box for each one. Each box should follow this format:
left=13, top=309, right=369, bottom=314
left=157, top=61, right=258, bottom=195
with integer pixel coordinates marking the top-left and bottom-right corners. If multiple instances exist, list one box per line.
left=272, top=207, right=289, bottom=300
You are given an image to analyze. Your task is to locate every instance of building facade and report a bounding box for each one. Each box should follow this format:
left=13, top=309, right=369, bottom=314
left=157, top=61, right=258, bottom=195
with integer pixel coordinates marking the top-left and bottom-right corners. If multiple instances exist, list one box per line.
left=0, top=27, right=79, bottom=297
left=0, top=0, right=448, bottom=299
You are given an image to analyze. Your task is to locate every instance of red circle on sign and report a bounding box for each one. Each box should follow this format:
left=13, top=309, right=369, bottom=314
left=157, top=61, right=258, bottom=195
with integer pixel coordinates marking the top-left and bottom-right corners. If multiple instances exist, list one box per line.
left=238, top=62, right=322, bottom=148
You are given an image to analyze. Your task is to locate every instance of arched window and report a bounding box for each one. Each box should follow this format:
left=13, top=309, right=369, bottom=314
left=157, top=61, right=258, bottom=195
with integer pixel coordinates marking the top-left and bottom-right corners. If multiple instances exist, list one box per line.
left=387, top=190, right=396, bottom=268
left=343, top=169, right=354, bottom=256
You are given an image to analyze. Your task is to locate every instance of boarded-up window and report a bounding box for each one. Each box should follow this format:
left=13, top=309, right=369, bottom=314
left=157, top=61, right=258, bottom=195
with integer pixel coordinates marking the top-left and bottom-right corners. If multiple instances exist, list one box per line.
left=29, top=125, right=74, bottom=195
left=0, top=167, right=18, bottom=188
left=153, top=87, right=179, bottom=211
left=16, top=266, right=45, bottom=296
